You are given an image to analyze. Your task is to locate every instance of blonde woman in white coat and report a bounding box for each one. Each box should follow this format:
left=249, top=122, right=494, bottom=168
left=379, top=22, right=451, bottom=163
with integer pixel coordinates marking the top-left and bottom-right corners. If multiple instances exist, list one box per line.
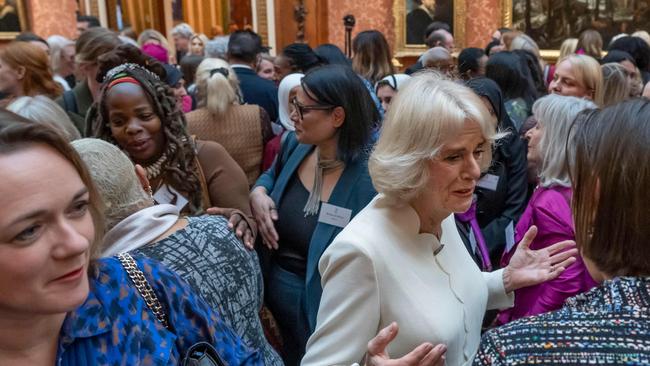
left=302, top=73, right=578, bottom=366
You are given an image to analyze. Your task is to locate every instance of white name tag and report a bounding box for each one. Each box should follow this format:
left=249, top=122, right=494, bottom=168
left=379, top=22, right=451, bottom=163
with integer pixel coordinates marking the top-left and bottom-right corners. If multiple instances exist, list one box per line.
left=318, top=203, right=352, bottom=228
left=153, top=184, right=189, bottom=211
left=505, top=220, right=516, bottom=253
left=477, top=173, right=499, bottom=191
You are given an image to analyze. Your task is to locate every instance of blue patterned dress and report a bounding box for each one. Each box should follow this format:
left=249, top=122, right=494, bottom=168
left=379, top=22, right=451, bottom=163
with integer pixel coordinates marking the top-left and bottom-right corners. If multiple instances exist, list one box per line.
left=56, top=255, right=262, bottom=365
left=474, top=277, right=650, bottom=365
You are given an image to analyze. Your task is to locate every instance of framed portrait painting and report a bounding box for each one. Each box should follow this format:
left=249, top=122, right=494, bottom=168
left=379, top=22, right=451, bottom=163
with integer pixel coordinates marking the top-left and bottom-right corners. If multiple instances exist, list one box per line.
left=394, top=0, right=466, bottom=56
left=0, top=0, right=27, bottom=39
left=505, top=0, right=650, bottom=49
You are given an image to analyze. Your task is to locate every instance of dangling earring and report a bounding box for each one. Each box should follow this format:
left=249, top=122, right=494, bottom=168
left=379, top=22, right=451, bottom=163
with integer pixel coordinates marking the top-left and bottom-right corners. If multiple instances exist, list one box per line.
left=145, top=185, right=153, bottom=198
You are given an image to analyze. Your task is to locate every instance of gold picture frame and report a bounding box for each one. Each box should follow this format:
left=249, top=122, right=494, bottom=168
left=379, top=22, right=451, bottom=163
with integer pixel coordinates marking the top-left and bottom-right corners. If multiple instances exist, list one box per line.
left=501, top=0, right=650, bottom=62
left=0, top=0, right=28, bottom=40
left=501, top=0, right=559, bottom=61
left=394, top=0, right=466, bottom=58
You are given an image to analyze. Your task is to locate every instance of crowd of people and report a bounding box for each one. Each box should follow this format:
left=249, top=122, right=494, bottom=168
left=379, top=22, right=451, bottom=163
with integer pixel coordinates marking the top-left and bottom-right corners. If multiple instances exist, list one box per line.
left=1, top=13, right=650, bottom=366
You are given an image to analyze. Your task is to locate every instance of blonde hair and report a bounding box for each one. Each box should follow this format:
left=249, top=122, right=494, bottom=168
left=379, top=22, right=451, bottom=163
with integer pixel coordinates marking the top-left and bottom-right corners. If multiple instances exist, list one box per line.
left=369, top=72, right=497, bottom=204
left=511, top=33, right=545, bottom=70
left=7, top=96, right=80, bottom=141
left=577, top=29, right=603, bottom=59
left=190, top=33, right=210, bottom=56
left=511, top=33, right=541, bottom=58
left=601, top=63, right=630, bottom=106
left=137, top=29, right=170, bottom=51
left=195, top=58, right=240, bottom=117
left=352, top=30, right=395, bottom=84
left=558, top=38, right=578, bottom=60
left=557, top=54, right=604, bottom=106
left=532, top=94, right=596, bottom=187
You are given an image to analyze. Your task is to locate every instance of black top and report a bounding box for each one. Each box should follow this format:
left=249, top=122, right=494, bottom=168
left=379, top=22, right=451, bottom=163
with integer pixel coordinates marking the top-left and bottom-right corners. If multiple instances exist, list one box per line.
left=406, top=8, right=433, bottom=44
left=275, top=174, right=319, bottom=276
left=455, top=219, right=483, bottom=269
left=466, top=78, right=528, bottom=266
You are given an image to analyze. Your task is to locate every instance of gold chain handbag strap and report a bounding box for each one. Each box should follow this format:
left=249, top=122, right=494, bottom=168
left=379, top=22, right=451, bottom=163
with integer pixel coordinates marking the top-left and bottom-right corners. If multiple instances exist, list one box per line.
left=117, top=253, right=170, bottom=329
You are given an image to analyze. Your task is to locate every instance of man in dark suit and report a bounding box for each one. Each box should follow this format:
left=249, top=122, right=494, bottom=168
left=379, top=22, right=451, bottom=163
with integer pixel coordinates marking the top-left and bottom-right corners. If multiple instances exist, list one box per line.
left=227, top=30, right=279, bottom=123
left=406, top=0, right=453, bottom=44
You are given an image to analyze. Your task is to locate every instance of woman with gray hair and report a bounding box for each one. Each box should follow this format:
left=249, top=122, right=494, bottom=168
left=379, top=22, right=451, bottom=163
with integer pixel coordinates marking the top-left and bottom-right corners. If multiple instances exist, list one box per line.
left=72, top=138, right=283, bottom=366
left=302, top=73, right=578, bottom=366
left=497, top=94, right=598, bottom=325
left=8, top=95, right=80, bottom=140
left=47, top=35, right=76, bottom=90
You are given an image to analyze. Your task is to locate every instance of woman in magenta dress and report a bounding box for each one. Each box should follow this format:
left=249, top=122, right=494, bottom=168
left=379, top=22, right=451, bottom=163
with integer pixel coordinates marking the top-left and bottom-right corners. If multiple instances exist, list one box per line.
left=498, top=94, right=598, bottom=324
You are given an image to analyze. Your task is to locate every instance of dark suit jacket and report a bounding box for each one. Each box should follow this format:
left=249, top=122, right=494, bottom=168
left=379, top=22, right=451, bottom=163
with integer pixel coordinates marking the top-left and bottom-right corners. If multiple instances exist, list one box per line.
left=405, top=60, right=424, bottom=75
left=255, top=132, right=377, bottom=331
left=55, top=80, right=94, bottom=137
left=476, top=127, right=528, bottom=266
left=233, top=66, right=279, bottom=123
left=406, top=8, right=432, bottom=44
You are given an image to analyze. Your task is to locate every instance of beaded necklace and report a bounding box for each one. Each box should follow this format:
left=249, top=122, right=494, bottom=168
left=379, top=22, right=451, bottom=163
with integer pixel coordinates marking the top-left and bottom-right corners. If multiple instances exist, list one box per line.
left=142, top=143, right=177, bottom=180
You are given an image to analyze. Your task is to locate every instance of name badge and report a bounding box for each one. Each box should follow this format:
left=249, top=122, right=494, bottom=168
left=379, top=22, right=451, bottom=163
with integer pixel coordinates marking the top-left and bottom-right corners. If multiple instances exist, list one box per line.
left=505, top=220, right=516, bottom=253
left=318, top=203, right=352, bottom=228
left=477, top=174, right=499, bottom=191
left=153, top=184, right=189, bottom=211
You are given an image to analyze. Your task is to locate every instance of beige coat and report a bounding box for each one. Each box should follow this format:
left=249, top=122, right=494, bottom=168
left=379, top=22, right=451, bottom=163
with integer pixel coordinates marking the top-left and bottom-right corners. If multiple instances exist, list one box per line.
left=302, top=195, right=514, bottom=366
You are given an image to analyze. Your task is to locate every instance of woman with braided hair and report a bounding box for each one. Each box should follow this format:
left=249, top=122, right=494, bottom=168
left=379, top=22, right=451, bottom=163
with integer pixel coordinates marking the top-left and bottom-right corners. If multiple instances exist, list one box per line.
left=89, top=44, right=256, bottom=247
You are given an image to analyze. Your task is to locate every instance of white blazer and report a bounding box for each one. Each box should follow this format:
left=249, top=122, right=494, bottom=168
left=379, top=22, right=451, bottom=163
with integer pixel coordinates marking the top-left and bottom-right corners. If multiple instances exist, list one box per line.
left=302, top=195, right=513, bottom=366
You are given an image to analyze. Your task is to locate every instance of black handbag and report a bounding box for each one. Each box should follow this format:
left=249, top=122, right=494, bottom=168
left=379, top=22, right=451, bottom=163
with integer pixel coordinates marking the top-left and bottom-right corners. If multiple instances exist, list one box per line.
left=181, top=342, right=227, bottom=366
left=117, top=253, right=227, bottom=366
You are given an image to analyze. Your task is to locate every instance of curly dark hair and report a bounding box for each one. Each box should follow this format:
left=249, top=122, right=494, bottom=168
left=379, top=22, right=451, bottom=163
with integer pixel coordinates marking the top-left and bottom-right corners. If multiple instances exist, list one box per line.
left=90, top=44, right=204, bottom=214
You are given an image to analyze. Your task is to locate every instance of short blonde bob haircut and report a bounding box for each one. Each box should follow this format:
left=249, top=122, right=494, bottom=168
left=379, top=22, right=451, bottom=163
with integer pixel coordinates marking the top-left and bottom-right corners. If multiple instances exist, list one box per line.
left=369, top=72, right=497, bottom=204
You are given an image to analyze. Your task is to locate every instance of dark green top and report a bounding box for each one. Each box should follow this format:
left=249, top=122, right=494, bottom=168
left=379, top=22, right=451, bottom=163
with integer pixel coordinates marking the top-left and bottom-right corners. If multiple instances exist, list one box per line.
left=55, top=80, right=94, bottom=136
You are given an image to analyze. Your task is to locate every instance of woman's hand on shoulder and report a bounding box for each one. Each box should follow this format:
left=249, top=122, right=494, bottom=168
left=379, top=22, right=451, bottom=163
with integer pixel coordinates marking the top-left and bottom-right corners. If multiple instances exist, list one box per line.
left=365, top=322, right=446, bottom=366
left=250, top=186, right=279, bottom=250
left=205, top=206, right=256, bottom=250
left=503, top=225, right=578, bottom=292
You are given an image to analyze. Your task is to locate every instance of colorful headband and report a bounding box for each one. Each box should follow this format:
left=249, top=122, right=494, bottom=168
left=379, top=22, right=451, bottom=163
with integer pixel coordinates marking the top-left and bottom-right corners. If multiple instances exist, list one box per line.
left=103, top=62, right=161, bottom=83
left=107, top=75, right=141, bottom=90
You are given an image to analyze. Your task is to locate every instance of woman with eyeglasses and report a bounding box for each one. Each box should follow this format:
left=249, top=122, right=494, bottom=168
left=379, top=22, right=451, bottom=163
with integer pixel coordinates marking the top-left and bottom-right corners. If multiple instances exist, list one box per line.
left=249, top=64, right=378, bottom=365
left=375, top=74, right=411, bottom=113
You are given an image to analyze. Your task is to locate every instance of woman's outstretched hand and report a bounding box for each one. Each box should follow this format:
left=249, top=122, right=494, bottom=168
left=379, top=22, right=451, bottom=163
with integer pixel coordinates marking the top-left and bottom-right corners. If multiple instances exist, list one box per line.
left=503, top=225, right=578, bottom=292
left=250, top=186, right=279, bottom=250
left=366, top=322, right=446, bottom=366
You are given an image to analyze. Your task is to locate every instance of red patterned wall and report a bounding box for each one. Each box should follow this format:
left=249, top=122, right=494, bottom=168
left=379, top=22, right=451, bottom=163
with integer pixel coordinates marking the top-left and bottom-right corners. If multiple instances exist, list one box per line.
left=327, top=0, right=502, bottom=51
left=466, top=0, right=501, bottom=48
left=327, top=0, right=395, bottom=51
left=29, top=0, right=78, bottom=39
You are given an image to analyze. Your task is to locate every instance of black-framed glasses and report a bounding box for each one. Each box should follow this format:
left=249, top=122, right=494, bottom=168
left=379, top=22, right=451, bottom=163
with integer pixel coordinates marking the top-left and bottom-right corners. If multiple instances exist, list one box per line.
left=291, top=97, right=335, bottom=120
